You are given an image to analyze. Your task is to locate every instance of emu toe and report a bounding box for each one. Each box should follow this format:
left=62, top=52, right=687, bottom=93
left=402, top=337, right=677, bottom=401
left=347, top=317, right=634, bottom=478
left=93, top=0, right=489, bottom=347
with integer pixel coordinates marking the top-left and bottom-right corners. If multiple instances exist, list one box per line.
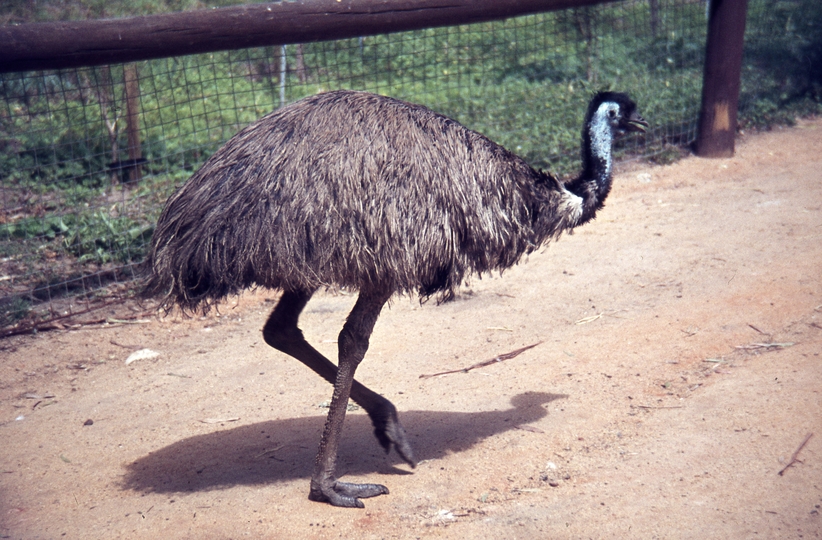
left=370, top=401, right=417, bottom=467
left=309, top=479, right=390, bottom=508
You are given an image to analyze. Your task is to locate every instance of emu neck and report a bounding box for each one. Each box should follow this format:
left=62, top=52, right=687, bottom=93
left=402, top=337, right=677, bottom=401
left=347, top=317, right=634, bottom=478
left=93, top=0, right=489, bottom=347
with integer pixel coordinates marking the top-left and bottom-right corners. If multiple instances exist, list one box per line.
left=563, top=103, right=616, bottom=225
left=582, top=105, right=614, bottom=191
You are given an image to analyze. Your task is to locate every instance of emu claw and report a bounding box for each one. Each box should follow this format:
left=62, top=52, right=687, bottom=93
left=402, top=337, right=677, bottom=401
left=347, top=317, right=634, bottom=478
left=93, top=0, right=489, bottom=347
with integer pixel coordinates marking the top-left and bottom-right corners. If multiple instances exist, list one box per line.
left=371, top=402, right=416, bottom=467
left=309, top=480, right=389, bottom=508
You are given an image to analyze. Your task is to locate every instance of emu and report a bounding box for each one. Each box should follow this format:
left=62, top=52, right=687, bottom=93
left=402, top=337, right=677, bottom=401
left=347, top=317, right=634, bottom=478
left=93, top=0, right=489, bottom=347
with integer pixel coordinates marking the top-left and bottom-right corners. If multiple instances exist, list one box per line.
left=143, top=90, right=647, bottom=507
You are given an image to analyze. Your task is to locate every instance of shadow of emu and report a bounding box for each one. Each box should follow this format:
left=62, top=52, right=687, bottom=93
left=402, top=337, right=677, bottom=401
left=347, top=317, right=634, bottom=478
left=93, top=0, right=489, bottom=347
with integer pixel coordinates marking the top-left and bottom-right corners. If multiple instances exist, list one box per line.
left=122, top=391, right=565, bottom=494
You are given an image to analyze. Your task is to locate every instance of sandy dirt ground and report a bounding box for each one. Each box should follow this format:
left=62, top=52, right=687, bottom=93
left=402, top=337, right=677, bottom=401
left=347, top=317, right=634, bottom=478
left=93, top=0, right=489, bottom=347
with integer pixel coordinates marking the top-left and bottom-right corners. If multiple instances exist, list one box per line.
left=1, top=119, right=821, bottom=539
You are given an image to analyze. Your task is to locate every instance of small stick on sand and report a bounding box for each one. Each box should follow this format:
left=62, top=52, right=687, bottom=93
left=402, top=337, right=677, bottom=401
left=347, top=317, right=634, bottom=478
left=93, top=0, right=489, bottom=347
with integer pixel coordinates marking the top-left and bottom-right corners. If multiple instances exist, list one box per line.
left=420, top=342, right=542, bottom=379
left=777, top=432, right=813, bottom=476
left=747, top=323, right=768, bottom=335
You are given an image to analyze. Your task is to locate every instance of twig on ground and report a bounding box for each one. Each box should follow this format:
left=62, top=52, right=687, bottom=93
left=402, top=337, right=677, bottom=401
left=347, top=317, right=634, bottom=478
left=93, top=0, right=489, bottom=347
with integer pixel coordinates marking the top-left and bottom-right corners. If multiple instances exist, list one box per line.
left=110, top=340, right=140, bottom=349
left=735, top=342, right=795, bottom=351
left=106, top=317, right=152, bottom=324
left=199, top=417, right=240, bottom=424
left=747, top=323, right=769, bottom=335
left=419, top=341, right=543, bottom=379
left=1, top=298, right=121, bottom=338
left=1, top=302, right=154, bottom=339
left=778, top=432, right=813, bottom=476
left=255, top=444, right=287, bottom=459
left=574, top=309, right=626, bottom=325
left=574, top=313, right=603, bottom=325
left=632, top=405, right=684, bottom=410
left=515, top=424, right=545, bottom=433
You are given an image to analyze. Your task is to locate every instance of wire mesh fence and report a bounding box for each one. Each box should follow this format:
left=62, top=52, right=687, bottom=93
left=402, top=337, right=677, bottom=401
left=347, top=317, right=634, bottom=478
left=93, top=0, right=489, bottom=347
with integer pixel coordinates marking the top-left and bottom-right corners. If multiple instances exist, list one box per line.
left=1, top=0, right=820, bottom=331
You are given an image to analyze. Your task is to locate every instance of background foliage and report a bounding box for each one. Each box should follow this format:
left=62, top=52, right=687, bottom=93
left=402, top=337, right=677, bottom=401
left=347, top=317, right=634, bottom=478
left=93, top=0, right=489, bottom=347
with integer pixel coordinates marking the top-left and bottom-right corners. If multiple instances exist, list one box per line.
left=1, top=0, right=820, bottom=328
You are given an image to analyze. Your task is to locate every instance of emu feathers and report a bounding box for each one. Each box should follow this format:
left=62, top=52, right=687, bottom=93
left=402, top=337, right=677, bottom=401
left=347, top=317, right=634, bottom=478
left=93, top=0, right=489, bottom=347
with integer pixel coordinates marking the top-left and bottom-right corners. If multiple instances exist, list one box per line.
left=143, top=91, right=640, bottom=311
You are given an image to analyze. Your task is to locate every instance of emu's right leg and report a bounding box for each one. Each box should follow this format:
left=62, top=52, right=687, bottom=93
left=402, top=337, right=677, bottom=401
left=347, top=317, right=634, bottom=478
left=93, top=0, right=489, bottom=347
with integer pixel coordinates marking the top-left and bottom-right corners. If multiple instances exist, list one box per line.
left=262, top=289, right=416, bottom=468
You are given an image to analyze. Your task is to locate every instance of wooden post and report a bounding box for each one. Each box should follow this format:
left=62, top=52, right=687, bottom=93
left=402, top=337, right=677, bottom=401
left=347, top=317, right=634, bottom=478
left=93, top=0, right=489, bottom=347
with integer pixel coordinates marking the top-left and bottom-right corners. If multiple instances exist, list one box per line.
left=648, top=0, right=659, bottom=38
left=279, top=45, right=287, bottom=107
left=295, top=44, right=307, bottom=83
left=696, top=0, right=748, bottom=158
left=123, top=64, right=143, bottom=183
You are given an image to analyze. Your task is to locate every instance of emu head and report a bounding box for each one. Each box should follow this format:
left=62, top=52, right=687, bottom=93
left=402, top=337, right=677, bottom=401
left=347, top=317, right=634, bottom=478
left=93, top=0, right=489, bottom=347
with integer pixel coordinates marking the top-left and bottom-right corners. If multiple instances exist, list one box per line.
left=587, top=92, right=648, bottom=136
left=578, top=91, right=648, bottom=190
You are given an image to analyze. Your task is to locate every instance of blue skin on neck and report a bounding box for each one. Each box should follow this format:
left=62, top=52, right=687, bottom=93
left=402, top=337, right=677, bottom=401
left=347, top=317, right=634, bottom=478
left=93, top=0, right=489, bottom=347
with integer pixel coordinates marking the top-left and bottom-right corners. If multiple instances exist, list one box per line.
left=583, top=101, right=617, bottom=193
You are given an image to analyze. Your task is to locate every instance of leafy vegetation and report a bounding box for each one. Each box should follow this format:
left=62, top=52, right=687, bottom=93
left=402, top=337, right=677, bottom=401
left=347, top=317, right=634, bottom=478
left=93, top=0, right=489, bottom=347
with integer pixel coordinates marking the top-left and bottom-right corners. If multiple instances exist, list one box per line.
left=739, top=0, right=822, bottom=128
left=1, top=0, right=820, bottom=325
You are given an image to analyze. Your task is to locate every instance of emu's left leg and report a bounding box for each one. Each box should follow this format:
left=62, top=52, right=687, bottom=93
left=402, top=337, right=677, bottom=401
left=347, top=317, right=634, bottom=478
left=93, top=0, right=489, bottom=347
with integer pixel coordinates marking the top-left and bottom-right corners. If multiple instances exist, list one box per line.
left=262, top=289, right=415, bottom=467
left=309, top=286, right=393, bottom=507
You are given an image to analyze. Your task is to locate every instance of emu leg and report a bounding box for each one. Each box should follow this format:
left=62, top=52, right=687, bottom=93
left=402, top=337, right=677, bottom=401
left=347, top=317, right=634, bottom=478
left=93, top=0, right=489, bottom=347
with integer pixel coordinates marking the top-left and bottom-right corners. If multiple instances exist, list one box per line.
left=262, top=289, right=415, bottom=465
left=305, top=286, right=395, bottom=506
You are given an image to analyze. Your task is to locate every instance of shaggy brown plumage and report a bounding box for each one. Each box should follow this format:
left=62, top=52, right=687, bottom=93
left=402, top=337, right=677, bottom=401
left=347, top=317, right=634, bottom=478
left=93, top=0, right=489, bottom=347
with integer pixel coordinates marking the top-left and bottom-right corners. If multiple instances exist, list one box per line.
left=142, top=91, right=627, bottom=311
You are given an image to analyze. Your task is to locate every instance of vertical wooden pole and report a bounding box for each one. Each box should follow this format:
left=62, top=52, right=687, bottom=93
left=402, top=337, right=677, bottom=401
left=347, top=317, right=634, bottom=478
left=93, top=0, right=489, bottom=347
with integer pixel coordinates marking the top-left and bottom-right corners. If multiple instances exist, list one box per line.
left=295, top=43, right=307, bottom=83
left=696, top=0, right=748, bottom=158
left=123, top=63, right=143, bottom=182
left=279, top=45, right=287, bottom=107
left=649, top=0, right=660, bottom=38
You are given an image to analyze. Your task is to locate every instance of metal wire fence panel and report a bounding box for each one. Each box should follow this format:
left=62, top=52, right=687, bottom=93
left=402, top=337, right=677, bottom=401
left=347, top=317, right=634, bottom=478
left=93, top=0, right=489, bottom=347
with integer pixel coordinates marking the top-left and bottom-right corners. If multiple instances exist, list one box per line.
left=740, top=0, right=822, bottom=128
left=1, top=0, right=820, bottom=330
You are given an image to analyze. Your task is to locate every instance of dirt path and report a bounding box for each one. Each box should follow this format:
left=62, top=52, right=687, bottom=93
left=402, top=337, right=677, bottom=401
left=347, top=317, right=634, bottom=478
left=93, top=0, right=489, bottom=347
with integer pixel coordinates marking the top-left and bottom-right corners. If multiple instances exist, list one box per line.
left=2, top=119, right=821, bottom=539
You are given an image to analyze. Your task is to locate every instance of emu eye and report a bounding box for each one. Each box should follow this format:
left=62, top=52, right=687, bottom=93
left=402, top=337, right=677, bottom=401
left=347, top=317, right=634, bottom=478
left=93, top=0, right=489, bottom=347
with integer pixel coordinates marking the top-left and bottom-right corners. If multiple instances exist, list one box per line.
left=607, top=108, right=618, bottom=119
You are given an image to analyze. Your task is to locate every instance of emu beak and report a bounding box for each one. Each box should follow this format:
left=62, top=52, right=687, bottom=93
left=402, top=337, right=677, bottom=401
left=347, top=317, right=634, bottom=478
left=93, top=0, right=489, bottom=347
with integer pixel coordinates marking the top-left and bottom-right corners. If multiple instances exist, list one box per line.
left=626, top=111, right=648, bottom=133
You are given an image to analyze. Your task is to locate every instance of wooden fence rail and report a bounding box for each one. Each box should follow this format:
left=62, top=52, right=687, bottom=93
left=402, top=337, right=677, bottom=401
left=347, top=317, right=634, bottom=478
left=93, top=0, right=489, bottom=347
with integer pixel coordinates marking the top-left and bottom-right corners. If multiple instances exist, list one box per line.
left=0, top=0, right=617, bottom=74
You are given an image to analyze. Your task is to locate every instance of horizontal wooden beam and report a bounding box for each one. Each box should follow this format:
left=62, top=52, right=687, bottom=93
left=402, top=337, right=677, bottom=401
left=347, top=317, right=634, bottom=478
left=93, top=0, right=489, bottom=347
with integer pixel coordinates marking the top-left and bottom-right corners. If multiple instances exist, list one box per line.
left=0, top=0, right=616, bottom=73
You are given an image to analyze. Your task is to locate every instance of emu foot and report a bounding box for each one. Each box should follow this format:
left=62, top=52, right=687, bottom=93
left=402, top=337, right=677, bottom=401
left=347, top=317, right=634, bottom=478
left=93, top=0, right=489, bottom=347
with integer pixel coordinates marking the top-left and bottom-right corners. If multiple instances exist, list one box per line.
left=370, top=401, right=416, bottom=467
left=309, top=479, right=389, bottom=508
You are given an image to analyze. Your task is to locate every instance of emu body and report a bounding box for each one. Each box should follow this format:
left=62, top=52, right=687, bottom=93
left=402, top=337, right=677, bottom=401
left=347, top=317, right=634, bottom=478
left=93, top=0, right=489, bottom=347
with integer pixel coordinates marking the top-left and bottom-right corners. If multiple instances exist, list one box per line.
left=144, top=90, right=646, bottom=507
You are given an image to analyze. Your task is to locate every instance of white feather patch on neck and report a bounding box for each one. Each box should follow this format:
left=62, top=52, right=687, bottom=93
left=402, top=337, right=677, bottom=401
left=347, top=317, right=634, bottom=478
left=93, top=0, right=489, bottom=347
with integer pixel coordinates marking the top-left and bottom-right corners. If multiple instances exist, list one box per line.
left=589, top=102, right=618, bottom=179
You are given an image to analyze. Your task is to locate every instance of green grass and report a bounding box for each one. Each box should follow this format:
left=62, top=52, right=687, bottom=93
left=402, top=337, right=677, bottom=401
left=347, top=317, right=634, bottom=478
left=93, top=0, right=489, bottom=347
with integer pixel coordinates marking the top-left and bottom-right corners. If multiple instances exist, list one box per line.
left=0, top=0, right=820, bottom=324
